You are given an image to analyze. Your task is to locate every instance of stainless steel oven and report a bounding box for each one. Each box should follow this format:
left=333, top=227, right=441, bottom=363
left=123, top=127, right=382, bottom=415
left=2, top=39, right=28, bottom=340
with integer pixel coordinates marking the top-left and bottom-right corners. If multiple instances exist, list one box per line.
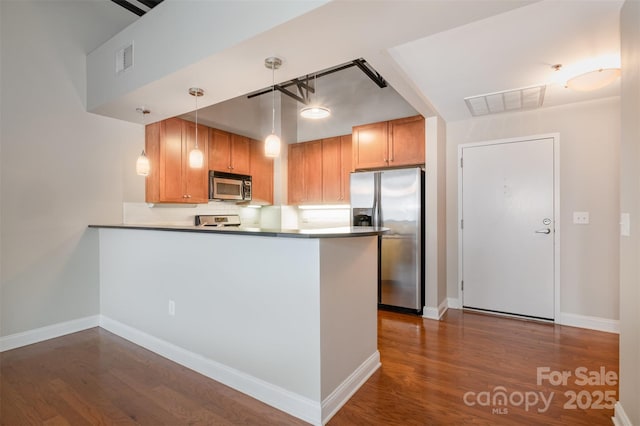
left=209, top=171, right=252, bottom=201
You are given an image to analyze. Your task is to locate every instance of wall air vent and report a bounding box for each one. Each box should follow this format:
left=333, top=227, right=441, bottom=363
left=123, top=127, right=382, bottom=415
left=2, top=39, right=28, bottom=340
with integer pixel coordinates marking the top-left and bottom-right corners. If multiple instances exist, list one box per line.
left=464, top=84, right=546, bottom=117
left=116, top=43, right=134, bottom=74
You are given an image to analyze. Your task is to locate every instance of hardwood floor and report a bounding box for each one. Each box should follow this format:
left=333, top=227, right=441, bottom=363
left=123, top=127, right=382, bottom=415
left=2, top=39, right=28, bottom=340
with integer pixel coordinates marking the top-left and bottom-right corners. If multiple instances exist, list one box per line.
left=0, top=310, right=618, bottom=425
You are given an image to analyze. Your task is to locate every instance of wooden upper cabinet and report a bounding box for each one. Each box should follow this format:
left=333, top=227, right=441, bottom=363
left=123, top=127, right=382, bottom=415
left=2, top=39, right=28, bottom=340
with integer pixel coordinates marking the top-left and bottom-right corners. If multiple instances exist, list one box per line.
left=352, top=115, right=425, bottom=170
left=352, top=121, right=388, bottom=170
left=288, top=143, right=305, bottom=205
left=305, top=140, right=323, bottom=203
left=145, top=117, right=209, bottom=204
left=288, top=140, right=323, bottom=205
left=230, top=134, right=251, bottom=175
left=209, top=129, right=251, bottom=175
left=388, top=115, right=425, bottom=168
left=322, top=135, right=352, bottom=203
left=208, top=128, right=231, bottom=172
left=249, top=139, right=274, bottom=205
left=340, top=134, right=353, bottom=201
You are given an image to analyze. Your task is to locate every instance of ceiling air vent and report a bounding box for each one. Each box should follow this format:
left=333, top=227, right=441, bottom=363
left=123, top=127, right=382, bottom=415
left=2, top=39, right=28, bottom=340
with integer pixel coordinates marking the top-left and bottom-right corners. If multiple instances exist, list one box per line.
left=464, top=84, right=546, bottom=117
left=116, top=43, right=134, bottom=74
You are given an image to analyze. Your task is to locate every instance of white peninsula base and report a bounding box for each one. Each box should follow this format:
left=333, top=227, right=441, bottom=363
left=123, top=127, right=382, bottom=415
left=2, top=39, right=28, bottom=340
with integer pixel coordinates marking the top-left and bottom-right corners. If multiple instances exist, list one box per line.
left=97, top=227, right=380, bottom=425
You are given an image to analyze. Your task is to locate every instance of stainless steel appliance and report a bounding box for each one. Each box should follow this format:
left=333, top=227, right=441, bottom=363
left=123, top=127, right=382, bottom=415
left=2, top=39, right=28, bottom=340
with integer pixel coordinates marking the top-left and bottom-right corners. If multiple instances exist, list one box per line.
left=195, top=214, right=241, bottom=227
left=209, top=171, right=251, bottom=201
left=350, top=167, right=424, bottom=314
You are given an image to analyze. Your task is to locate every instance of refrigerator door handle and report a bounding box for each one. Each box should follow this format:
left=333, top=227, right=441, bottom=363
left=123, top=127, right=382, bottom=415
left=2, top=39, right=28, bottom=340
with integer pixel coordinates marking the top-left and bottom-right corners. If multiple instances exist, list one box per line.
left=372, top=172, right=382, bottom=227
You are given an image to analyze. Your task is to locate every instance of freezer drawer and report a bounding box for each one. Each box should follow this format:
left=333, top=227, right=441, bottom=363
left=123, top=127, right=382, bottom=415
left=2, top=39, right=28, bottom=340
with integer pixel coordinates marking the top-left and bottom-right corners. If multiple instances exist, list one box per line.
left=380, top=234, right=420, bottom=310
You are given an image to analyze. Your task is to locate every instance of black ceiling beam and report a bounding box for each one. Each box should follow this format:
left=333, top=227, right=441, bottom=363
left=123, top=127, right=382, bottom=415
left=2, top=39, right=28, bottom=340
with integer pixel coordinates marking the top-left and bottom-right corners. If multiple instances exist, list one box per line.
left=137, top=0, right=162, bottom=8
left=353, top=59, right=387, bottom=88
left=247, top=59, right=386, bottom=104
left=111, top=0, right=146, bottom=16
left=275, top=85, right=308, bottom=105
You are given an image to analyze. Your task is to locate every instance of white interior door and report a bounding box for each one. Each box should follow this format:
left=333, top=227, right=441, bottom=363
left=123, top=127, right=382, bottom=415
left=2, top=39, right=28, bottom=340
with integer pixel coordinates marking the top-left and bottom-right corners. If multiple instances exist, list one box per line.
left=461, top=137, right=555, bottom=319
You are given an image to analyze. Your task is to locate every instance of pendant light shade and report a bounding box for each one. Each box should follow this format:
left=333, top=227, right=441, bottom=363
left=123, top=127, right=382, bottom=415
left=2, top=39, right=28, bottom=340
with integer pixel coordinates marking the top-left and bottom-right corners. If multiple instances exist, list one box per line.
left=189, top=148, right=204, bottom=168
left=188, top=87, right=204, bottom=168
left=264, top=57, right=282, bottom=158
left=136, top=150, right=150, bottom=176
left=136, top=107, right=151, bottom=176
left=264, top=133, right=281, bottom=157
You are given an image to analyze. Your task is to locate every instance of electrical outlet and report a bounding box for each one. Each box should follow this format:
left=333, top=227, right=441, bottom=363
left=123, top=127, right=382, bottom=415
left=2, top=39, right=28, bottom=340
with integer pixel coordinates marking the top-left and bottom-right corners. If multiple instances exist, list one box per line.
left=573, top=211, right=589, bottom=225
left=168, top=300, right=175, bottom=316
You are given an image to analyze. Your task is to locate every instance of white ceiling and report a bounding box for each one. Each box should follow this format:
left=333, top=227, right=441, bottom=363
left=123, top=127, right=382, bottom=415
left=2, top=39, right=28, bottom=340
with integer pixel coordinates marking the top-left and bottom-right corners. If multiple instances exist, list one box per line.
left=94, top=0, right=624, bottom=125
left=390, top=0, right=624, bottom=122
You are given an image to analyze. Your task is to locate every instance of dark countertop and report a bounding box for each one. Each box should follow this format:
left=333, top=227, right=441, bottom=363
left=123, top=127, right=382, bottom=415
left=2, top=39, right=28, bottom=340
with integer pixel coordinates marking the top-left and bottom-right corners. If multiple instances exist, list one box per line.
left=89, top=224, right=387, bottom=239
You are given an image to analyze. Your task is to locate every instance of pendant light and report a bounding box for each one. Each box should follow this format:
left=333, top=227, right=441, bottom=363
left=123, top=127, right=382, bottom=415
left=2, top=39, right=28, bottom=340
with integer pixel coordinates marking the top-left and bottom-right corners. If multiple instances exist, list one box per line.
left=264, top=57, right=282, bottom=158
left=136, top=107, right=151, bottom=176
left=300, top=74, right=330, bottom=119
left=188, top=87, right=204, bottom=168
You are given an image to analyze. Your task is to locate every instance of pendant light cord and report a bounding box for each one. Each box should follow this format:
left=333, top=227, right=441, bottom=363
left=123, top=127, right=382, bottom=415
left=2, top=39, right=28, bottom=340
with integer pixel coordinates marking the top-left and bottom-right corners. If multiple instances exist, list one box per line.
left=271, top=65, right=276, bottom=134
left=195, top=92, right=199, bottom=149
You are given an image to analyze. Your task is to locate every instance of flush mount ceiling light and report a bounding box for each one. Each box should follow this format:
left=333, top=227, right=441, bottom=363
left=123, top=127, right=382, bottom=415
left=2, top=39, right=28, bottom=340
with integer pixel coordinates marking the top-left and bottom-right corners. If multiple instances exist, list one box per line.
left=300, top=106, right=331, bottom=119
left=464, top=84, right=546, bottom=117
left=188, top=87, right=204, bottom=168
left=300, top=74, right=331, bottom=119
left=136, top=107, right=151, bottom=176
left=264, top=56, right=282, bottom=158
left=565, top=68, right=621, bottom=91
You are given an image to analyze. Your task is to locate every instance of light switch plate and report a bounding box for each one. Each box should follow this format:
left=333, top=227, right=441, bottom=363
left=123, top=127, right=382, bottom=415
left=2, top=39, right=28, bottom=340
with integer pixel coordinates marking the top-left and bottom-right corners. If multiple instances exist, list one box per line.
left=621, top=213, right=631, bottom=237
left=573, top=211, right=589, bottom=224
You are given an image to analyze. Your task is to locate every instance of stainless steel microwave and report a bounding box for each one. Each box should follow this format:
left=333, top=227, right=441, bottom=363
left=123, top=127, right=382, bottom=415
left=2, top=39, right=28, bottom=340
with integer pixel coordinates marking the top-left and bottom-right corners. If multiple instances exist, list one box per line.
left=209, top=171, right=252, bottom=201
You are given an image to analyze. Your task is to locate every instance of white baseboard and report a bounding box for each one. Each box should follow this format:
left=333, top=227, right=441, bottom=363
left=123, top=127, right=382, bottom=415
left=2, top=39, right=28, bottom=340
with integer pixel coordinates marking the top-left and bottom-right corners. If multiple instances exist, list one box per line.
left=613, top=401, right=632, bottom=426
left=0, top=315, right=100, bottom=352
left=321, top=351, right=380, bottom=425
left=99, top=316, right=324, bottom=425
left=556, top=312, right=619, bottom=334
left=447, top=297, right=462, bottom=309
left=423, top=299, right=449, bottom=320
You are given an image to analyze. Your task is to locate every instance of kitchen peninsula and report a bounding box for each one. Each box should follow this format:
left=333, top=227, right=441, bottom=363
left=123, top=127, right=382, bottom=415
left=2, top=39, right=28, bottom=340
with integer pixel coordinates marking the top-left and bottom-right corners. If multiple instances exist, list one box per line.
left=91, top=224, right=385, bottom=425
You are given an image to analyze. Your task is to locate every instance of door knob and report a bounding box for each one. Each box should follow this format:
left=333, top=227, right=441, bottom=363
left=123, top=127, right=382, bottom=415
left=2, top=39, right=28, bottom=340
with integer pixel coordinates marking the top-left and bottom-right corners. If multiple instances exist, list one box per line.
left=535, top=228, right=551, bottom=234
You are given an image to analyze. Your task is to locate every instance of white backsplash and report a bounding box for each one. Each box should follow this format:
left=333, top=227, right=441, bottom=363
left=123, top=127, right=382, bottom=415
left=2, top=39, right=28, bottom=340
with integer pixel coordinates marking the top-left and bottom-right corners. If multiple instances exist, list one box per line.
left=122, top=202, right=350, bottom=229
left=123, top=202, right=261, bottom=227
left=298, top=207, right=351, bottom=229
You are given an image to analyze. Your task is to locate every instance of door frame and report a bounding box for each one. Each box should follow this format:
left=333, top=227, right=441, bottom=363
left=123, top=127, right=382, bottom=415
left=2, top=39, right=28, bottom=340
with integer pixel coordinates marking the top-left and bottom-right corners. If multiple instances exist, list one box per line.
left=457, top=133, right=560, bottom=321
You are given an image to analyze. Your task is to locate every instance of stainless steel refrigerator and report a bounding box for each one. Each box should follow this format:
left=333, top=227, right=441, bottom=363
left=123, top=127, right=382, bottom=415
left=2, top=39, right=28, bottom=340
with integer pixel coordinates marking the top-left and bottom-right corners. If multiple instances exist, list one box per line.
left=350, top=167, right=425, bottom=314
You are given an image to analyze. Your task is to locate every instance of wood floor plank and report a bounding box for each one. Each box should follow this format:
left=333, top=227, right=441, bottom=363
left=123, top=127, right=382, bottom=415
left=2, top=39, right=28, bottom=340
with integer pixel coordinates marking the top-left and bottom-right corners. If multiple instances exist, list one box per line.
left=0, top=310, right=618, bottom=425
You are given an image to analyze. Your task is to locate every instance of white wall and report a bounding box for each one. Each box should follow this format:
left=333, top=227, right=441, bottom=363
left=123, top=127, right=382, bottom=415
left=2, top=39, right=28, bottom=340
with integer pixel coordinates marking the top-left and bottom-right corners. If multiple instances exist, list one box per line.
left=618, top=1, right=640, bottom=423
left=424, top=116, right=447, bottom=317
left=0, top=1, right=143, bottom=336
left=446, top=97, right=620, bottom=321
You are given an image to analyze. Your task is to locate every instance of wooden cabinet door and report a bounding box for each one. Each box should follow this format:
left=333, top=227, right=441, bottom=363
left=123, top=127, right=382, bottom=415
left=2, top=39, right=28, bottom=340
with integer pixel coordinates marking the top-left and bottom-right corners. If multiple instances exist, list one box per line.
left=340, top=134, right=353, bottom=202
left=230, top=134, right=251, bottom=175
left=304, top=140, right=323, bottom=204
left=388, top=115, right=425, bottom=167
left=353, top=121, right=388, bottom=170
left=288, top=143, right=305, bottom=204
left=250, top=138, right=273, bottom=204
left=209, top=128, right=231, bottom=172
left=145, top=122, right=161, bottom=203
left=322, top=137, right=342, bottom=203
left=159, top=118, right=186, bottom=203
left=184, top=121, right=209, bottom=202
